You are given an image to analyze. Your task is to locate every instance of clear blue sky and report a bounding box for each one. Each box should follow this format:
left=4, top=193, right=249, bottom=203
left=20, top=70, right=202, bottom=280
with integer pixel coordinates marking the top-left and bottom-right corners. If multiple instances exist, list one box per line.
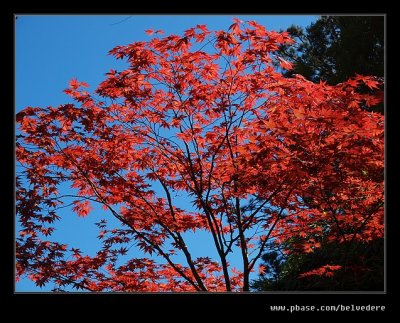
left=15, top=14, right=318, bottom=292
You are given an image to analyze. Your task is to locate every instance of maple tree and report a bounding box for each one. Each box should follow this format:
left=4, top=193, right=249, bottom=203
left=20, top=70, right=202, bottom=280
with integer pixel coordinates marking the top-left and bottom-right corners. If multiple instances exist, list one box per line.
left=16, top=19, right=384, bottom=292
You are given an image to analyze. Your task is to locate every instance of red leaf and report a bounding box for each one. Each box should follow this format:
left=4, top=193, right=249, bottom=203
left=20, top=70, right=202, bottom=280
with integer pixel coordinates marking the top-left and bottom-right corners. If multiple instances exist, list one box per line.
left=277, top=57, right=293, bottom=70
left=72, top=200, right=93, bottom=218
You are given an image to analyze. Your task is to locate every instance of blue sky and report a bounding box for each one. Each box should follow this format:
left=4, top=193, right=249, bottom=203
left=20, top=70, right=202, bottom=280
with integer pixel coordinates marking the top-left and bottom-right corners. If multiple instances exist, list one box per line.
left=15, top=14, right=318, bottom=292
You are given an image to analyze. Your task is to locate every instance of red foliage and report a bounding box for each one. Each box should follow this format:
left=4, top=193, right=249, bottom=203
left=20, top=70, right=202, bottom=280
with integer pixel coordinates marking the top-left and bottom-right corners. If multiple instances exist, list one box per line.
left=299, top=265, right=342, bottom=278
left=16, top=19, right=383, bottom=292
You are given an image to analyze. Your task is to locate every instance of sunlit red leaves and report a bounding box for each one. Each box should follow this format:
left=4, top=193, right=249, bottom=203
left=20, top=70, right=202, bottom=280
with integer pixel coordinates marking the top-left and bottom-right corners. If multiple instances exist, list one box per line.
left=145, top=29, right=164, bottom=36
left=277, top=57, right=293, bottom=70
left=300, top=265, right=342, bottom=278
left=72, top=200, right=93, bottom=218
left=364, top=94, right=383, bottom=107
left=354, top=74, right=381, bottom=90
left=69, top=78, right=89, bottom=90
left=16, top=18, right=383, bottom=292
